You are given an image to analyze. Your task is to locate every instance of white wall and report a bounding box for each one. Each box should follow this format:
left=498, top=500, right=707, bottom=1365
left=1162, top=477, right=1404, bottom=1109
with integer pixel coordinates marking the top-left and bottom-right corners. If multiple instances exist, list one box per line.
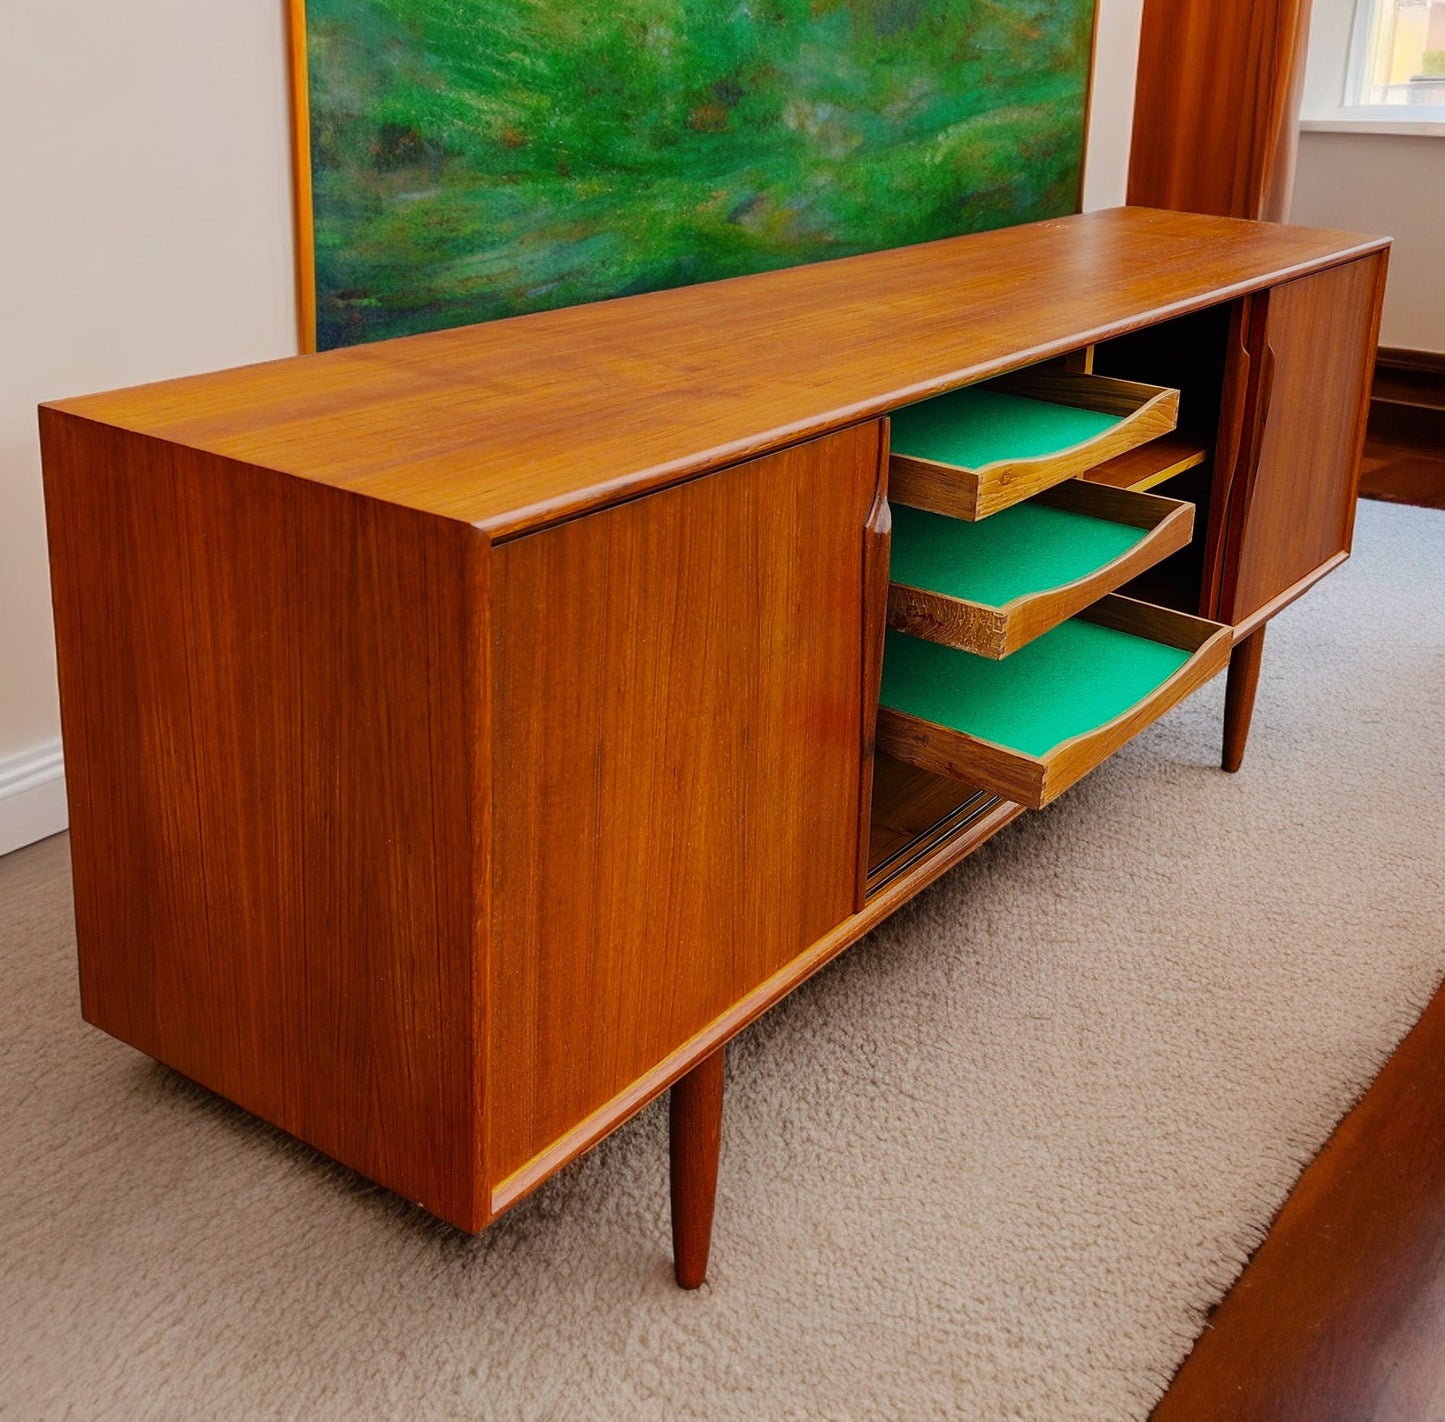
left=1292, top=0, right=1445, bottom=352
left=1293, top=132, right=1444, bottom=352
left=1083, top=0, right=1146, bottom=211
left=0, top=2, right=297, bottom=853
left=0, top=1, right=1143, bottom=856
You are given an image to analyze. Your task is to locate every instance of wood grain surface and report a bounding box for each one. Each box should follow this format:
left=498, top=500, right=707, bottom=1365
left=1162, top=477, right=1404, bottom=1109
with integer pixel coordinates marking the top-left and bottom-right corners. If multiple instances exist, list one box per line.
left=41, top=413, right=490, bottom=1230
left=877, top=595, right=1231, bottom=809
left=865, top=757, right=1000, bottom=894
left=39, top=213, right=1389, bottom=1251
left=1129, top=0, right=1313, bottom=222
left=487, top=425, right=881, bottom=1189
left=285, top=0, right=315, bottom=354
left=1080, top=432, right=1208, bottom=492
left=857, top=473, right=894, bottom=909
left=670, top=1047, right=725, bottom=1290
left=988, top=368, right=1177, bottom=419
left=887, top=483, right=1195, bottom=659
left=888, top=379, right=1179, bottom=522
left=1224, top=255, right=1387, bottom=623
left=1360, top=440, right=1445, bottom=511
left=45, top=210, right=1385, bottom=538
left=1222, top=626, right=1266, bottom=773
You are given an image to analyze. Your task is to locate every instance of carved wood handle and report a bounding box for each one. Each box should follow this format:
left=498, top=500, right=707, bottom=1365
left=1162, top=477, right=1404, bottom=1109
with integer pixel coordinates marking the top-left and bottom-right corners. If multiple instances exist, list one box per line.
left=1219, top=333, right=1276, bottom=621
left=861, top=484, right=893, bottom=744
left=856, top=451, right=893, bottom=909
left=1238, top=341, right=1278, bottom=524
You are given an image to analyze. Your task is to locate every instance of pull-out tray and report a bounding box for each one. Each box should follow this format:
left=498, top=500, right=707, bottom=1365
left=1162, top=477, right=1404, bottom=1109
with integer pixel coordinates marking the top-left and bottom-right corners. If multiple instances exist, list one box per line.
left=1079, top=431, right=1209, bottom=492
left=876, top=595, right=1231, bottom=809
left=889, top=369, right=1180, bottom=521
left=887, top=480, right=1195, bottom=659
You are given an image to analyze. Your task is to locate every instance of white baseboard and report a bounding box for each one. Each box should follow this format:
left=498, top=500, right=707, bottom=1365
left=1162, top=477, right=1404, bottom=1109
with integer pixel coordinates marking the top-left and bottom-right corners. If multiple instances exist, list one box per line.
left=0, top=739, right=68, bottom=857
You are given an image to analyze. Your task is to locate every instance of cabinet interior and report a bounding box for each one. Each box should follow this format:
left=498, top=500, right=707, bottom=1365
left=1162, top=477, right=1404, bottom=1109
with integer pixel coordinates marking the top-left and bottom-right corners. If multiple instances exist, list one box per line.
left=865, top=301, right=1238, bottom=895
left=1092, top=301, right=1236, bottom=616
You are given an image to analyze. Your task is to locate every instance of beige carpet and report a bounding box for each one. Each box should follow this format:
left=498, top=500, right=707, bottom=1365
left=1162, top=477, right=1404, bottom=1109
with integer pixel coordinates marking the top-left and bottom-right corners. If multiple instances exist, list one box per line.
left=3, top=498, right=1443, bottom=1422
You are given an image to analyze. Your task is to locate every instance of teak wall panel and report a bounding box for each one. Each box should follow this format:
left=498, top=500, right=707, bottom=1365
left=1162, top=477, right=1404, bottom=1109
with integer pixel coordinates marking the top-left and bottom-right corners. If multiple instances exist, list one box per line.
left=1225, top=256, right=1385, bottom=623
left=41, top=413, right=488, bottom=1229
left=487, top=426, right=881, bottom=1186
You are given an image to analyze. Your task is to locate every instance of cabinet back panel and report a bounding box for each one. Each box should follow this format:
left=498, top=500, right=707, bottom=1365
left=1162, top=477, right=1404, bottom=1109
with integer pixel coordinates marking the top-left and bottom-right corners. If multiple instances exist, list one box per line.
left=487, top=426, right=881, bottom=1184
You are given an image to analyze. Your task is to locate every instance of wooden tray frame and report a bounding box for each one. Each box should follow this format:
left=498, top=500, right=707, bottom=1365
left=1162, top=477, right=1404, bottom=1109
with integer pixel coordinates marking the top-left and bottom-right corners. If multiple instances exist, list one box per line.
left=887, top=480, right=1196, bottom=659
left=875, top=594, right=1231, bottom=809
left=889, top=370, right=1181, bottom=521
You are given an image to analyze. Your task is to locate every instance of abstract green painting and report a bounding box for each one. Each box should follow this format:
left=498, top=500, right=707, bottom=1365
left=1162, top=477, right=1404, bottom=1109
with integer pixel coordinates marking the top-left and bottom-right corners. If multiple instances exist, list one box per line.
left=297, top=0, right=1096, bottom=350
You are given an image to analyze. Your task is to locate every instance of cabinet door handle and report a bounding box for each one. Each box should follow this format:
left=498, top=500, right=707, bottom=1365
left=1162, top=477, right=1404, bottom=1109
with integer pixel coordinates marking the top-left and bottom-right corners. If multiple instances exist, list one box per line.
left=862, top=485, right=892, bottom=736
left=1238, top=341, right=1278, bottom=528
left=856, top=479, right=892, bottom=909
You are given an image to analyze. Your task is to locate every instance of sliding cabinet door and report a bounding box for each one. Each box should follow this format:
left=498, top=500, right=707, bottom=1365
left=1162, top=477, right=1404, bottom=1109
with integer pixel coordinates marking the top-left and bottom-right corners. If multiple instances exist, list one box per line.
left=1222, top=254, right=1387, bottom=627
left=486, top=424, right=884, bottom=1201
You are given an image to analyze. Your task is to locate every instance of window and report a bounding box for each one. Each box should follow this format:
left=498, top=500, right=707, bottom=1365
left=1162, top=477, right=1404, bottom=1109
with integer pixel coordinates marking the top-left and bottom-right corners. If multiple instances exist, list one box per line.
left=1349, top=0, right=1445, bottom=107
left=1299, top=0, right=1445, bottom=133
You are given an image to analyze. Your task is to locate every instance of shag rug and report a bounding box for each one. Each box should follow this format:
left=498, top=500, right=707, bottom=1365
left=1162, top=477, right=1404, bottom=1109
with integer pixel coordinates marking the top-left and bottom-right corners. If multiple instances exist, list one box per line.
left=2, top=498, right=1443, bottom=1421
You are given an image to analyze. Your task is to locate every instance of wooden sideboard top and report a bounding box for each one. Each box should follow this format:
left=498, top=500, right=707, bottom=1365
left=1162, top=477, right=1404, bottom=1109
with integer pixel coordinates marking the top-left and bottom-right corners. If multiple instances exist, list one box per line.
left=44, top=207, right=1387, bottom=539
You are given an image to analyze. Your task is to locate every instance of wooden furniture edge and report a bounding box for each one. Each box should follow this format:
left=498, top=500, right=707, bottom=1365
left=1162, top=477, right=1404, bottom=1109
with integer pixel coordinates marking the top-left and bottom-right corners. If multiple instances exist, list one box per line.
left=1032, top=478, right=1191, bottom=528
left=41, top=224, right=1393, bottom=544
left=876, top=711, right=1053, bottom=807
left=887, top=453, right=983, bottom=519
left=888, top=583, right=1009, bottom=659
left=475, top=237, right=1390, bottom=538
left=1199, top=299, right=1255, bottom=619
left=876, top=597, right=1231, bottom=809
left=471, top=535, right=494, bottom=1232
left=856, top=439, right=893, bottom=910
left=987, top=370, right=1175, bottom=417
left=1229, top=551, right=1348, bottom=641
left=39, top=413, right=497, bottom=1231
left=1340, top=250, right=1391, bottom=557
left=285, top=0, right=316, bottom=356
left=887, top=490, right=1194, bottom=658
left=669, top=1047, right=725, bottom=1289
left=1079, top=433, right=1209, bottom=492
left=1040, top=611, right=1231, bottom=803
left=488, top=795, right=1024, bottom=1219
left=889, top=388, right=1180, bottom=522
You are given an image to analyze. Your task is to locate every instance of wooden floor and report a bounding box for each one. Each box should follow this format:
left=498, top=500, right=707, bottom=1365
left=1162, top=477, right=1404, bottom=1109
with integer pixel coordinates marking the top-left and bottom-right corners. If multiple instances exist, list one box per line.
left=1151, top=975, right=1445, bottom=1420
left=1152, top=418, right=1445, bottom=1421
left=1359, top=364, right=1445, bottom=509
left=1359, top=437, right=1445, bottom=510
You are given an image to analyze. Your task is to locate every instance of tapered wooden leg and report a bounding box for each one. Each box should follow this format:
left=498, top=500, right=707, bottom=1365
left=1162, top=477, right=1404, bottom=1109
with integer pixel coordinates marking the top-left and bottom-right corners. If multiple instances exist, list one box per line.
left=1222, top=625, right=1266, bottom=773
left=669, top=1045, right=724, bottom=1289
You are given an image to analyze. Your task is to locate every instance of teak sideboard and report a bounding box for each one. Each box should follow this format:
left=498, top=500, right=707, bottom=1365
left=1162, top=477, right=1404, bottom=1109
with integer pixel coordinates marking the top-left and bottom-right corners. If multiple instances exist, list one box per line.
left=40, top=208, right=1388, bottom=1287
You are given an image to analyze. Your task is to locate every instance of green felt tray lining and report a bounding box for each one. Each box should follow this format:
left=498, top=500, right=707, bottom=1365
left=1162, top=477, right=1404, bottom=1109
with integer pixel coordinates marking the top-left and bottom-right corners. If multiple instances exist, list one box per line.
left=890, top=387, right=1124, bottom=471
left=879, top=620, right=1192, bottom=759
left=889, top=502, right=1148, bottom=608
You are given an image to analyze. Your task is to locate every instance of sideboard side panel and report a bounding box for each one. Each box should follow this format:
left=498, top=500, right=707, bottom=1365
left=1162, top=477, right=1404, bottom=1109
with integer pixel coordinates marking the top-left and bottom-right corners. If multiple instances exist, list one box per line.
left=487, top=425, right=881, bottom=1186
left=41, top=415, right=489, bottom=1229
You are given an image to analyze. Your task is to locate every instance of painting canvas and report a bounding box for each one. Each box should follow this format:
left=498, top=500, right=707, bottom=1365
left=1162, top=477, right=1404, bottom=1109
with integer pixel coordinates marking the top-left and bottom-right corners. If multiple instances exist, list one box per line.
left=296, top=0, right=1097, bottom=351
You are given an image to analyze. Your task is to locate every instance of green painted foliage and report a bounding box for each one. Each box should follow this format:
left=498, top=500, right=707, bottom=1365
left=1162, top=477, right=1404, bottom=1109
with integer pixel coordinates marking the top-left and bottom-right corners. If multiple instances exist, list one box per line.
left=306, top=0, right=1095, bottom=348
